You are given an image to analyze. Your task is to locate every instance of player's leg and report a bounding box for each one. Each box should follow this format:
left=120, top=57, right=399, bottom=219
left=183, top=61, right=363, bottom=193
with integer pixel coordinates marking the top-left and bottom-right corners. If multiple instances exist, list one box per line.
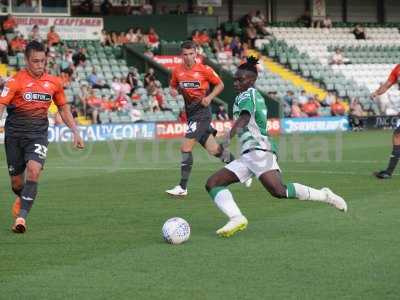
left=374, top=127, right=400, bottom=179
left=166, top=137, right=196, bottom=196
left=4, top=136, right=26, bottom=219
left=205, top=160, right=249, bottom=237
left=12, top=137, right=48, bottom=233
left=245, top=150, right=347, bottom=211
left=258, top=170, right=347, bottom=211
left=10, top=175, right=24, bottom=219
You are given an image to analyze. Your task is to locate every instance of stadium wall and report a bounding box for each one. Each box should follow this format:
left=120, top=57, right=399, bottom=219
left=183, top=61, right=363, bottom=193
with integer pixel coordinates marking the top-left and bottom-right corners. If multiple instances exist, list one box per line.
left=103, top=15, right=218, bottom=41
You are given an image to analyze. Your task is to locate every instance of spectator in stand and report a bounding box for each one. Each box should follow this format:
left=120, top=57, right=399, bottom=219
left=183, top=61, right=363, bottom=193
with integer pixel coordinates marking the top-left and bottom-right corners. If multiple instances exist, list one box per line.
left=120, top=78, right=132, bottom=96
left=291, top=100, right=307, bottom=118
left=353, top=24, right=366, bottom=40
left=350, top=97, right=365, bottom=130
left=117, top=31, right=128, bottom=45
left=322, top=90, right=337, bottom=106
left=79, top=0, right=94, bottom=14
left=110, top=32, right=118, bottom=45
left=111, top=76, right=122, bottom=94
left=102, top=96, right=115, bottom=112
left=2, top=14, right=17, bottom=33
left=330, top=98, right=346, bottom=116
left=198, top=29, right=210, bottom=46
left=159, top=5, right=169, bottom=14
left=171, top=4, right=185, bottom=15
left=60, top=49, right=74, bottom=76
left=212, top=33, right=225, bottom=53
left=47, top=26, right=61, bottom=47
left=350, top=97, right=365, bottom=117
left=0, top=35, right=8, bottom=64
left=10, top=34, right=25, bottom=54
left=216, top=104, right=229, bottom=120
left=153, top=83, right=172, bottom=112
left=100, top=29, right=110, bottom=46
left=298, top=90, right=309, bottom=105
left=239, top=13, right=252, bottom=29
left=126, top=67, right=138, bottom=95
left=134, top=28, right=144, bottom=43
left=251, top=10, right=268, bottom=35
left=115, top=94, right=130, bottom=111
left=330, top=48, right=349, bottom=65
left=28, top=25, right=42, bottom=42
left=145, top=27, right=159, bottom=50
left=72, top=47, right=86, bottom=67
left=87, top=68, right=110, bottom=89
left=321, top=15, right=333, bottom=29
left=298, top=10, right=312, bottom=28
left=144, top=68, right=156, bottom=88
left=302, top=96, right=320, bottom=117
left=78, top=84, right=91, bottom=115
left=86, top=89, right=102, bottom=124
left=192, top=29, right=202, bottom=45
left=142, top=3, right=153, bottom=14
left=245, top=23, right=257, bottom=48
left=100, top=0, right=112, bottom=15
left=230, top=36, right=241, bottom=57
left=125, top=28, right=136, bottom=43
left=283, top=90, right=295, bottom=106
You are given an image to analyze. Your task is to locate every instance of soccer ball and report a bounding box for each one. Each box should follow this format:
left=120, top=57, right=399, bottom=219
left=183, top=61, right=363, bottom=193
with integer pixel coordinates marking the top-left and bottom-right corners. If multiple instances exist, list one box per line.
left=162, top=217, right=191, bottom=245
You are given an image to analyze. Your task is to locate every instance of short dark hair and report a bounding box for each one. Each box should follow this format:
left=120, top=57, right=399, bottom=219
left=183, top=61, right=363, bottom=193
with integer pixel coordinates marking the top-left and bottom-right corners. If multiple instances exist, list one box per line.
left=238, top=56, right=259, bottom=75
left=25, top=40, right=45, bottom=58
left=181, top=40, right=196, bottom=50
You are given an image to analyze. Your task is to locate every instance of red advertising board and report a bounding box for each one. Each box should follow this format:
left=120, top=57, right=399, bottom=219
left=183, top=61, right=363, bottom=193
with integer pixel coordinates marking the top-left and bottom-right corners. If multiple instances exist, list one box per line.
left=153, top=55, right=203, bottom=70
left=156, top=119, right=280, bottom=139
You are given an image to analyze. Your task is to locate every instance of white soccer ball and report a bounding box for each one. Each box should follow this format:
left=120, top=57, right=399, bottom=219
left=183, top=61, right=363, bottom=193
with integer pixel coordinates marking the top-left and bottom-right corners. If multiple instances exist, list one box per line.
left=162, top=217, right=191, bottom=245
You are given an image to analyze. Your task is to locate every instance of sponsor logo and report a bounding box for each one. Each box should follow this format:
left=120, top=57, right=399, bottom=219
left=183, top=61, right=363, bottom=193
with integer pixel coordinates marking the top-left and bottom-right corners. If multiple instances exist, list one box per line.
left=282, top=117, right=349, bottom=133
left=23, top=92, right=52, bottom=102
left=179, top=81, right=201, bottom=89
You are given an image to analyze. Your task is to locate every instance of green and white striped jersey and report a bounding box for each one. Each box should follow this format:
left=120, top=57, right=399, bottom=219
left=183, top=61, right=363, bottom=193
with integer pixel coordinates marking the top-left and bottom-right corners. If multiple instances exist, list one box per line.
left=233, top=87, right=277, bottom=154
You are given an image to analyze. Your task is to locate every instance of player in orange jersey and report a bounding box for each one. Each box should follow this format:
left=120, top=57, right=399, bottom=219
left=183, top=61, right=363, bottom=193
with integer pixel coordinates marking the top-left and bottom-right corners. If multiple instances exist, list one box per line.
left=0, top=41, right=84, bottom=233
left=372, top=64, right=400, bottom=179
left=166, top=41, right=251, bottom=196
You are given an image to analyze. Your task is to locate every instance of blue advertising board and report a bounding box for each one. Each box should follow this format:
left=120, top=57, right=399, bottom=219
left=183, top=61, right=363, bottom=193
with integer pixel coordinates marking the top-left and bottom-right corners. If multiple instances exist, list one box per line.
left=281, top=117, right=349, bottom=134
left=48, top=123, right=156, bottom=142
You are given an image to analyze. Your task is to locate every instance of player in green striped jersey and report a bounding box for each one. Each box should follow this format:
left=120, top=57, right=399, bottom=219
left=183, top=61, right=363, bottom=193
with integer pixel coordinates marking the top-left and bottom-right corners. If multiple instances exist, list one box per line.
left=205, top=57, right=347, bottom=237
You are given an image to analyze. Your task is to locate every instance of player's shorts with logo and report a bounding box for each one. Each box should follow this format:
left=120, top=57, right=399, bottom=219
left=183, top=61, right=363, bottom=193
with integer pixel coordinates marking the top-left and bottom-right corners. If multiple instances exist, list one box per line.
left=185, top=119, right=217, bottom=146
left=225, top=150, right=280, bottom=183
left=5, top=134, right=48, bottom=176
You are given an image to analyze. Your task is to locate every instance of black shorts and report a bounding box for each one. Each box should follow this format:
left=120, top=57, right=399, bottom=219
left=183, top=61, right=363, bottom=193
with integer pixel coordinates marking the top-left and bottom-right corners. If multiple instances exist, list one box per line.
left=4, top=135, right=49, bottom=176
left=185, top=119, right=217, bottom=146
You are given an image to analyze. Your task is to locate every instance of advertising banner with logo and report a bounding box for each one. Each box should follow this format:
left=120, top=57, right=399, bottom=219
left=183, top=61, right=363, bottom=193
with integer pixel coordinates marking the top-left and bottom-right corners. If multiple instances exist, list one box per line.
left=15, top=17, right=103, bottom=40
left=153, top=56, right=203, bottom=70
left=352, top=115, right=400, bottom=130
left=281, top=117, right=349, bottom=133
left=48, top=123, right=155, bottom=142
left=156, top=119, right=281, bottom=139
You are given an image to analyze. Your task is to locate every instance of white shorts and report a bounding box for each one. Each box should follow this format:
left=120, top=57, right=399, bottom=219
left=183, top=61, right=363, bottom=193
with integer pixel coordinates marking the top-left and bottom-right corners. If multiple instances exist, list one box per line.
left=225, top=150, right=280, bottom=183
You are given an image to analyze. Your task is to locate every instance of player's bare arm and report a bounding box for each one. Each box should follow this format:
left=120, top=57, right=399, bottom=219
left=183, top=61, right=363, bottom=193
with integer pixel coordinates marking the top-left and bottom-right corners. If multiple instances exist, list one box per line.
left=201, top=81, right=224, bottom=107
left=224, top=111, right=251, bottom=146
left=372, top=80, right=393, bottom=98
left=58, top=104, right=84, bottom=149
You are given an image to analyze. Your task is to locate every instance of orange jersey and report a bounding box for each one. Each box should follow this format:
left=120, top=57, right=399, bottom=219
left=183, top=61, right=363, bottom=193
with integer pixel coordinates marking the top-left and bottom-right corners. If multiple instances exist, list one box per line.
left=170, top=63, right=222, bottom=120
left=0, top=69, right=66, bottom=136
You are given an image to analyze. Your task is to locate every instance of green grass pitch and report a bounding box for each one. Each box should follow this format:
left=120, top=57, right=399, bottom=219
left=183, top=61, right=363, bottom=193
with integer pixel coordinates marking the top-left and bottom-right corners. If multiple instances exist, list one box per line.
left=0, top=130, right=399, bottom=299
